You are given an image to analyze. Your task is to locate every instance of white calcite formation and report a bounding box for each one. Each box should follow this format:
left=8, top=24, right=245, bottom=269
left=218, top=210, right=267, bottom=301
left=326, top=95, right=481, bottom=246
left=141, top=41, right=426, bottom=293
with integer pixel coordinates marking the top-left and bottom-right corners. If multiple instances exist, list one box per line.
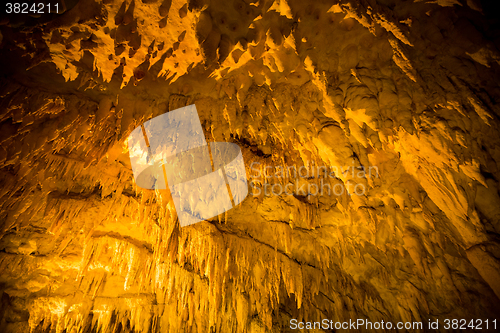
left=0, top=0, right=499, bottom=332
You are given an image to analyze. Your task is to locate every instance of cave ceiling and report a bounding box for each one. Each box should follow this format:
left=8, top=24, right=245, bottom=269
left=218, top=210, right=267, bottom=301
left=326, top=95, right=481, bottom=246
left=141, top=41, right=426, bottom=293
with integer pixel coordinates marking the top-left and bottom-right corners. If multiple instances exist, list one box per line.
left=0, top=0, right=500, bottom=332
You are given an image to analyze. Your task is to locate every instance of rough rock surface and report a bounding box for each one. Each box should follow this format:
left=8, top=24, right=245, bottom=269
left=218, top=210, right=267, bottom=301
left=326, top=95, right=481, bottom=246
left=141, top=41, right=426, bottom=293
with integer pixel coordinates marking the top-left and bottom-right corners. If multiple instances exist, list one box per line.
left=0, top=0, right=500, bottom=332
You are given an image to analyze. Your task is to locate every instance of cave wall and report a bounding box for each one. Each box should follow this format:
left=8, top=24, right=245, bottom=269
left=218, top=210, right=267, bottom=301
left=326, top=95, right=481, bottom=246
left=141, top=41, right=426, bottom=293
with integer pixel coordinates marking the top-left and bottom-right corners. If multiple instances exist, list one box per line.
left=0, top=0, right=500, bottom=332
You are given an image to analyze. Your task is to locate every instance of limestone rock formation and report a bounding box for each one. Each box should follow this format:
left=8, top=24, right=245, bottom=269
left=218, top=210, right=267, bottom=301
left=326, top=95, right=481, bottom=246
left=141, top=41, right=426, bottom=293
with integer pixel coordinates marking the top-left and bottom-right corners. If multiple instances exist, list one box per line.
left=0, top=0, right=500, bottom=332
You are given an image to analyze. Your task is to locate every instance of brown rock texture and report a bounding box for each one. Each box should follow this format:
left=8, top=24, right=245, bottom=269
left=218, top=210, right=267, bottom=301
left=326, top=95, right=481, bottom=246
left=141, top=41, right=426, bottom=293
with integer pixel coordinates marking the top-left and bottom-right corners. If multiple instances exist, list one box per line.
left=0, top=0, right=500, bottom=332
